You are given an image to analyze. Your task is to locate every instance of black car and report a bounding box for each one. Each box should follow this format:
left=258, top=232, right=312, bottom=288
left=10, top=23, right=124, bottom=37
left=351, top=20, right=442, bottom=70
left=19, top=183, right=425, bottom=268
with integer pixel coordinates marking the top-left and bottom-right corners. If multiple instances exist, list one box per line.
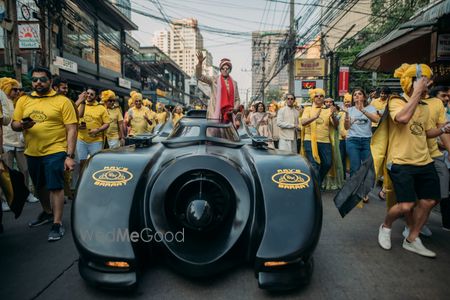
left=72, top=110, right=322, bottom=291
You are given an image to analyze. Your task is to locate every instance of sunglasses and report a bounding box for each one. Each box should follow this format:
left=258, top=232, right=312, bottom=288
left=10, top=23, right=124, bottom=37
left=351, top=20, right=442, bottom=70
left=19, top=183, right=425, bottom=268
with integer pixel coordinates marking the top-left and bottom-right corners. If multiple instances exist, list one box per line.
left=287, top=97, right=295, bottom=100
left=11, top=88, right=21, bottom=92
left=106, top=100, right=115, bottom=103
left=31, top=76, right=49, bottom=83
left=314, top=95, right=324, bottom=98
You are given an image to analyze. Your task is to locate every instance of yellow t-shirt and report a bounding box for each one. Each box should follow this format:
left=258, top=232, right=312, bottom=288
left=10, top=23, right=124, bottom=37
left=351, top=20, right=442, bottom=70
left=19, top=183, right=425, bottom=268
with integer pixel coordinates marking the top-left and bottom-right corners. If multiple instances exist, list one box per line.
left=173, top=113, right=184, bottom=126
left=370, top=98, right=388, bottom=127
left=424, top=97, right=446, bottom=158
left=78, top=102, right=110, bottom=143
left=13, top=90, right=78, bottom=156
left=388, top=96, right=433, bottom=166
left=338, top=111, right=347, bottom=140
left=155, top=111, right=167, bottom=125
left=301, top=106, right=332, bottom=143
left=106, top=107, right=124, bottom=140
left=127, top=106, right=152, bottom=135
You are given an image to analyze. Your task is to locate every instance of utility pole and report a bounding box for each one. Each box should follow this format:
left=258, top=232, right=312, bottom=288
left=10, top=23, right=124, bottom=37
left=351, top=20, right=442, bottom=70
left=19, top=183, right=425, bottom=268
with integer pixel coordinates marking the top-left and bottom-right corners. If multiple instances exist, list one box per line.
left=287, top=0, right=295, bottom=93
left=261, top=51, right=266, bottom=104
left=6, top=0, right=21, bottom=82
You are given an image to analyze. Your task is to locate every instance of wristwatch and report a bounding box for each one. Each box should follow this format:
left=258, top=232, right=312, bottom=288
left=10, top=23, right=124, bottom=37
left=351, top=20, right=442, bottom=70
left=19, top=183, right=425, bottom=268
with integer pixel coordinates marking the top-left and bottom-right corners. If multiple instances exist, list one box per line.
left=66, top=153, right=75, bottom=159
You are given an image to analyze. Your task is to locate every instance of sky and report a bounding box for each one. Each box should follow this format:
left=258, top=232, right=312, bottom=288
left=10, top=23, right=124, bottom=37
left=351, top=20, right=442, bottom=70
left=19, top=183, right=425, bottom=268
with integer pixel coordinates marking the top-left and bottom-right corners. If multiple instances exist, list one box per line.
left=129, top=0, right=297, bottom=102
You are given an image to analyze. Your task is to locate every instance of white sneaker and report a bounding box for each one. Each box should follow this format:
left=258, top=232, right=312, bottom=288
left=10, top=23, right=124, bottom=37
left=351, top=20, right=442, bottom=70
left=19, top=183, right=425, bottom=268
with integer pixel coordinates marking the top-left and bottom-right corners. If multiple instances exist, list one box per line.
left=27, top=194, right=39, bottom=203
left=402, top=237, right=436, bottom=258
left=402, top=225, right=433, bottom=238
left=378, top=224, right=391, bottom=250
left=2, top=201, right=10, bottom=212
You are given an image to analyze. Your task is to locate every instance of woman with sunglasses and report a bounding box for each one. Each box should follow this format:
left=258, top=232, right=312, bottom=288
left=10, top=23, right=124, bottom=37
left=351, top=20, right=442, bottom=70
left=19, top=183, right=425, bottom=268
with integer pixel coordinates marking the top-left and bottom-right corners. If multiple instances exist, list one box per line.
left=301, top=88, right=339, bottom=185
left=343, top=88, right=379, bottom=181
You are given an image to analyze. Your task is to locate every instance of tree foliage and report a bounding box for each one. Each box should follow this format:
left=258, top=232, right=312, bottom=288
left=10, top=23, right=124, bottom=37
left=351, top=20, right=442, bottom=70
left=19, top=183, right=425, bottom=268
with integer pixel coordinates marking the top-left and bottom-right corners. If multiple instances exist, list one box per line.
left=333, top=0, right=432, bottom=92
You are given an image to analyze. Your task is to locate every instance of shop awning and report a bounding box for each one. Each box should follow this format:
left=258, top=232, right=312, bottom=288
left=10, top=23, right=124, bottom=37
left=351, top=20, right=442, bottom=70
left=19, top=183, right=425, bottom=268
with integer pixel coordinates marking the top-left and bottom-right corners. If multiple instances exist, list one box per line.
left=355, top=0, right=450, bottom=72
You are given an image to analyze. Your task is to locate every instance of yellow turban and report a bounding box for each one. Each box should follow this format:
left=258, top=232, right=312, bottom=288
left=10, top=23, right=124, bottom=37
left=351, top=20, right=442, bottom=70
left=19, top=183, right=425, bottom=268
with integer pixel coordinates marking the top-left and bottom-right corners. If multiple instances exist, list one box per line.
left=394, top=63, right=432, bottom=94
left=0, top=77, right=19, bottom=96
left=143, top=99, right=152, bottom=108
left=343, top=92, right=352, bottom=103
left=130, top=90, right=143, bottom=102
left=100, top=90, right=116, bottom=103
left=308, top=88, right=326, bottom=100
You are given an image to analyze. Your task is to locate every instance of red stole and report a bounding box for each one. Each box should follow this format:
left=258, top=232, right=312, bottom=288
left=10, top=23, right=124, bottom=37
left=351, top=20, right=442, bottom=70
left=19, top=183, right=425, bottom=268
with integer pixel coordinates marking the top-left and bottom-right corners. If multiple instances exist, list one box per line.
left=220, top=75, right=234, bottom=122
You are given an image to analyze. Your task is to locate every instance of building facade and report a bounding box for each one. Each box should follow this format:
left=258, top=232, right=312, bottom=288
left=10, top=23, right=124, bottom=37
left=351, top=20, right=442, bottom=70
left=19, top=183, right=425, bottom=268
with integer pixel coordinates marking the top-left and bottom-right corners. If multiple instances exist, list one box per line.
left=170, top=18, right=204, bottom=77
left=251, top=30, right=289, bottom=102
left=136, top=46, right=190, bottom=105
left=152, top=29, right=172, bottom=55
left=110, top=0, right=132, bottom=20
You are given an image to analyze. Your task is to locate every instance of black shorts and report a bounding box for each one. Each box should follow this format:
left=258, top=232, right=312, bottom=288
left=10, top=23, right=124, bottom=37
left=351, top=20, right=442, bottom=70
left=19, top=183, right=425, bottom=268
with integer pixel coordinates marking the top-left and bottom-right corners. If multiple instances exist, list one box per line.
left=388, top=162, right=440, bottom=202
left=26, top=152, right=66, bottom=191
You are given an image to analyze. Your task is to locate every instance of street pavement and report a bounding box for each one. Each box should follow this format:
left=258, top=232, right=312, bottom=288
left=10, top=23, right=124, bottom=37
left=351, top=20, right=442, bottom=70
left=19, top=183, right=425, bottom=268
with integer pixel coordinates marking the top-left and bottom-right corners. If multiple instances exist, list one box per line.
left=1, top=190, right=449, bottom=300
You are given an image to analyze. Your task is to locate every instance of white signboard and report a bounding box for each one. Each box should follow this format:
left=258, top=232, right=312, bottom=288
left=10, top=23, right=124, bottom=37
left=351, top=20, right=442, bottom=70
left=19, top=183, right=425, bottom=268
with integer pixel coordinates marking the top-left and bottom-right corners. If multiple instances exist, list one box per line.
left=54, top=56, right=78, bottom=73
left=437, top=34, right=450, bottom=61
left=118, top=77, right=131, bottom=89
left=294, top=79, right=324, bottom=98
left=18, top=23, right=40, bottom=48
left=17, top=1, right=39, bottom=21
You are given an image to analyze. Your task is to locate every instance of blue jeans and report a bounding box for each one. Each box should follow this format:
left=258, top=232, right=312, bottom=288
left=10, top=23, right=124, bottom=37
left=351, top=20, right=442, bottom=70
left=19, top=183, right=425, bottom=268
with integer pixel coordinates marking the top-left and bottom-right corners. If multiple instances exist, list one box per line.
left=76, top=140, right=103, bottom=161
left=346, top=137, right=371, bottom=177
left=339, top=140, right=346, bottom=179
left=303, top=141, right=332, bottom=185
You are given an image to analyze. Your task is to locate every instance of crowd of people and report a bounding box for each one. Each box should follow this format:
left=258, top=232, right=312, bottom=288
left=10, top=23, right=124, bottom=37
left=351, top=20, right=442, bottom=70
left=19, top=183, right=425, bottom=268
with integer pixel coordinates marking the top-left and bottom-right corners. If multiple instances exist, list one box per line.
left=0, top=66, right=185, bottom=240
left=0, top=61, right=449, bottom=259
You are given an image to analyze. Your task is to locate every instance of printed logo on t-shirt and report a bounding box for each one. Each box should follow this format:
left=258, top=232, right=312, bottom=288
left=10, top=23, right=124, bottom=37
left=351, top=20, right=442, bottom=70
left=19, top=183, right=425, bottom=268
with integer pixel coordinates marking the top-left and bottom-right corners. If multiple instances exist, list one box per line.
left=410, top=121, right=424, bottom=135
left=84, top=114, right=94, bottom=122
left=353, top=118, right=369, bottom=125
left=29, top=111, right=47, bottom=122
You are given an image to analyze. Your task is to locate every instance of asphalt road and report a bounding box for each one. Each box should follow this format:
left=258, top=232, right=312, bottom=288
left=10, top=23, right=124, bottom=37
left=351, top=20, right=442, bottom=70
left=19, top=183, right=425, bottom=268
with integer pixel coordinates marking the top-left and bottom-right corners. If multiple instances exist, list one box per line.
left=1, top=190, right=449, bottom=300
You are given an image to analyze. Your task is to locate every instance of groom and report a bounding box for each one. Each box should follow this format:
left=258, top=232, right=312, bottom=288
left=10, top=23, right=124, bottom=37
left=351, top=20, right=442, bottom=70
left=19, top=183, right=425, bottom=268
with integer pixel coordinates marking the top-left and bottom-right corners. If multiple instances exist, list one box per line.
left=196, top=51, right=240, bottom=124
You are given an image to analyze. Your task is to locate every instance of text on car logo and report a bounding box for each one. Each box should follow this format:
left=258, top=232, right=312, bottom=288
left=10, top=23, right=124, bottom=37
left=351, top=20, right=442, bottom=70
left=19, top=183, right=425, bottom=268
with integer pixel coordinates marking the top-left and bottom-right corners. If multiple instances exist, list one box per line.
left=92, top=166, right=133, bottom=187
left=271, top=169, right=310, bottom=190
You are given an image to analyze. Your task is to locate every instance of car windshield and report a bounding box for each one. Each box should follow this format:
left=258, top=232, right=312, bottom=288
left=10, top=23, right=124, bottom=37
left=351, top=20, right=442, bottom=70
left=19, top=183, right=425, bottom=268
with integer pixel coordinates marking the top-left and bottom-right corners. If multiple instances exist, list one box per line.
left=168, top=125, right=201, bottom=138
left=206, top=126, right=240, bottom=142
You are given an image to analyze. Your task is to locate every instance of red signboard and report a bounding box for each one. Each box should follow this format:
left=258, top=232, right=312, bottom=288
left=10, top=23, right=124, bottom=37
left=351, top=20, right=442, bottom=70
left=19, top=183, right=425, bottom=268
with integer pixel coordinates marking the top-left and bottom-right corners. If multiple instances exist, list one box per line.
left=338, top=67, right=350, bottom=96
left=301, top=81, right=316, bottom=89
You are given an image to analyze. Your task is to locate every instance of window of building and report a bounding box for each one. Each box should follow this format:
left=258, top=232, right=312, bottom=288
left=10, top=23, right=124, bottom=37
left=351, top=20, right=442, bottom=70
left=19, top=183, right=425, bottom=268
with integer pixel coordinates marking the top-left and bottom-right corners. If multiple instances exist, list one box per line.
left=63, top=2, right=96, bottom=63
left=98, top=20, right=121, bottom=73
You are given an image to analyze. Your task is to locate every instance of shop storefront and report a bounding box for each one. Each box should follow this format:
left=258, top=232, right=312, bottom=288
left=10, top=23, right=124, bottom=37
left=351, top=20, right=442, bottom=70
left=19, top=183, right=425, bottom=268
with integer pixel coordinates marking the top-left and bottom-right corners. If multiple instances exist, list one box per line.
left=355, top=0, right=450, bottom=83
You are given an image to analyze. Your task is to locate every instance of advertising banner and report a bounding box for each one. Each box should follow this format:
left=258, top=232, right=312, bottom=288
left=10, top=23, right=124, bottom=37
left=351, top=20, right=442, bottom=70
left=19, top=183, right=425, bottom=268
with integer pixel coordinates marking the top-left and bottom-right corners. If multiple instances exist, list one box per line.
left=295, top=59, right=326, bottom=77
left=338, top=67, right=350, bottom=96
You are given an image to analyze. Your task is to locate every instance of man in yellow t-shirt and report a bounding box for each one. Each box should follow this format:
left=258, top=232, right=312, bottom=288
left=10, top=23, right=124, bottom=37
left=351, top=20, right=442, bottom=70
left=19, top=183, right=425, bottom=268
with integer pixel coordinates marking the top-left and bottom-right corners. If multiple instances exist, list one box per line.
left=370, top=86, right=391, bottom=129
left=75, top=88, right=110, bottom=169
left=12, top=67, right=78, bottom=242
left=126, top=92, right=154, bottom=135
left=102, top=90, right=124, bottom=148
left=378, top=63, right=448, bottom=258
left=301, top=88, right=338, bottom=184
left=155, top=103, right=168, bottom=126
left=172, top=105, right=184, bottom=126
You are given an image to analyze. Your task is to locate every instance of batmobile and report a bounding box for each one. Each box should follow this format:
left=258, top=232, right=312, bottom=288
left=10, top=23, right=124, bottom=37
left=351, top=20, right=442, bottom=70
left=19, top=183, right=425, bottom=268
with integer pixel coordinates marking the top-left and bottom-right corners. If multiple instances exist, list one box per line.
left=72, top=110, right=322, bottom=291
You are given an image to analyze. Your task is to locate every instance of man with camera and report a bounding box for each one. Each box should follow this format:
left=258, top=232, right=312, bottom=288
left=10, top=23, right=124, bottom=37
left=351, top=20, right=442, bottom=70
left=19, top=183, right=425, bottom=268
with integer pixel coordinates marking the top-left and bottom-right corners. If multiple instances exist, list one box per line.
left=11, top=67, right=78, bottom=242
left=377, top=63, right=450, bottom=257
